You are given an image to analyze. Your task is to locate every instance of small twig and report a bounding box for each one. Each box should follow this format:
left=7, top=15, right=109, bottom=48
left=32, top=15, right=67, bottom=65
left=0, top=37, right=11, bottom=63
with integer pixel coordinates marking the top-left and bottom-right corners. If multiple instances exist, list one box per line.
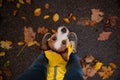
left=17, top=44, right=27, bottom=57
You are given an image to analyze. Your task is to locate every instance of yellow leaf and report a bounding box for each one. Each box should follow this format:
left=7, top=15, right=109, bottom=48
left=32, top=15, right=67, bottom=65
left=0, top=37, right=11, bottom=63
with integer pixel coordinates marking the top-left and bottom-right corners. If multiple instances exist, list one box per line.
left=72, top=16, right=77, bottom=21
left=0, top=41, right=12, bottom=49
left=44, top=15, right=50, bottom=19
left=27, top=41, right=37, bottom=47
left=53, top=13, right=59, bottom=22
left=19, top=0, right=25, bottom=4
left=63, top=18, right=70, bottom=24
left=34, top=8, right=41, bottom=16
left=51, top=29, right=57, bottom=33
left=94, top=61, right=103, bottom=70
left=45, top=3, right=49, bottom=9
left=16, top=3, right=20, bottom=8
left=109, top=63, right=116, bottom=69
left=17, top=41, right=24, bottom=46
left=0, top=52, right=5, bottom=57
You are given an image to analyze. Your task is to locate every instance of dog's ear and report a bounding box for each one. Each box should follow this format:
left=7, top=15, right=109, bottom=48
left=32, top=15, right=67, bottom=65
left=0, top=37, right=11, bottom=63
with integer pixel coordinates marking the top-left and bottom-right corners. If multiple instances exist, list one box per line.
left=41, top=33, right=52, bottom=50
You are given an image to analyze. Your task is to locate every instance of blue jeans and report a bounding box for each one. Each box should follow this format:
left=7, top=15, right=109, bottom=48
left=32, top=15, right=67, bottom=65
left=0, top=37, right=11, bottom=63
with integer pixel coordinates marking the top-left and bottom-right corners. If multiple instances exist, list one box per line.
left=15, top=51, right=84, bottom=80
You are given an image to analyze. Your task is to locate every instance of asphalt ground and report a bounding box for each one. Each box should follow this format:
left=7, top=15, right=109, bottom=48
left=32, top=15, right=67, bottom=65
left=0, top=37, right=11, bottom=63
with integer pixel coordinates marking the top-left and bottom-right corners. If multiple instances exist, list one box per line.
left=0, top=0, right=120, bottom=80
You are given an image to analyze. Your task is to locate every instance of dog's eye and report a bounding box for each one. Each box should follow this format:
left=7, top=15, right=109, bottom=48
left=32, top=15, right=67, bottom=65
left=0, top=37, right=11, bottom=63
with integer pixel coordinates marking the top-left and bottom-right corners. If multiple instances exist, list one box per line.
left=52, top=36, right=57, bottom=41
left=62, top=40, right=66, bottom=45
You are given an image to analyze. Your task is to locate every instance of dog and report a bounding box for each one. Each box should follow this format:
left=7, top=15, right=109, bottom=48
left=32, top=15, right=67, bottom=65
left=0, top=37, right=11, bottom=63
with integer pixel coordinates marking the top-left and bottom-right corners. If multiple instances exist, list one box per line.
left=41, top=26, right=76, bottom=61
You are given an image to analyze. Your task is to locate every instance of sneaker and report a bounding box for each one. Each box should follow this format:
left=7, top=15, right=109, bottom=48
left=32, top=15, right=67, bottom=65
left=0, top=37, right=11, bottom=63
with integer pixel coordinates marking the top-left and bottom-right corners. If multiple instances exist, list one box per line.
left=42, top=33, right=51, bottom=50
left=69, top=32, right=78, bottom=53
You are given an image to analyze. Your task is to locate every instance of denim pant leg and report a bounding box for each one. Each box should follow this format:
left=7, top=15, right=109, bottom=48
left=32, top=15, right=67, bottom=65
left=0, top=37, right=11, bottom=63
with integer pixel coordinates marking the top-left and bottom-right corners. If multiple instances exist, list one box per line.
left=63, top=53, right=84, bottom=80
left=15, top=51, right=48, bottom=80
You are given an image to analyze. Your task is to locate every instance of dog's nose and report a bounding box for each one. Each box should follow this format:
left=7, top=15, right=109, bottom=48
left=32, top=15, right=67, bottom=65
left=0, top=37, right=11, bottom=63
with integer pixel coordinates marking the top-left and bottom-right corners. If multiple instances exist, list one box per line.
left=61, top=27, right=67, bottom=33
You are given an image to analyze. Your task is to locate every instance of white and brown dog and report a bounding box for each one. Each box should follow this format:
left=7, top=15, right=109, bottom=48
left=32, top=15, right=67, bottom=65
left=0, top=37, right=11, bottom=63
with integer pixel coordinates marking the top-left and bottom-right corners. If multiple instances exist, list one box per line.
left=41, top=26, right=77, bottom=61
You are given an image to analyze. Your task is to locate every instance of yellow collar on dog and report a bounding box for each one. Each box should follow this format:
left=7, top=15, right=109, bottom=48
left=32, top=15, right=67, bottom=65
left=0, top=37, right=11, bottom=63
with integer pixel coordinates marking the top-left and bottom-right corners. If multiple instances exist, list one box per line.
left=45, top=43, right=73, bottom=80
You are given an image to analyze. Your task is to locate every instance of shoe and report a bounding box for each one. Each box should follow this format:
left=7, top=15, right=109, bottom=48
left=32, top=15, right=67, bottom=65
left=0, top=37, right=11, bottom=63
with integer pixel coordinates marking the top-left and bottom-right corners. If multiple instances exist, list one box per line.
left=69, top=32, right=78, bottom=53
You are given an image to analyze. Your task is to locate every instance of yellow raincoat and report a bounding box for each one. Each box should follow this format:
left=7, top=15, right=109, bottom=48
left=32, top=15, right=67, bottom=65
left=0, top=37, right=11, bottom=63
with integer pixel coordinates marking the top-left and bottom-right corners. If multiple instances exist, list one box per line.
left=45, top=43, right=73, bottom=80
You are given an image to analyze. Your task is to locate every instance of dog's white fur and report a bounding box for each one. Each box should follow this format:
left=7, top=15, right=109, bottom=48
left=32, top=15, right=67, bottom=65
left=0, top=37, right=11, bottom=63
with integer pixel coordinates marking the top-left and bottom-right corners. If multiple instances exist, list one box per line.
left=54, top=26, right=69, bottom=50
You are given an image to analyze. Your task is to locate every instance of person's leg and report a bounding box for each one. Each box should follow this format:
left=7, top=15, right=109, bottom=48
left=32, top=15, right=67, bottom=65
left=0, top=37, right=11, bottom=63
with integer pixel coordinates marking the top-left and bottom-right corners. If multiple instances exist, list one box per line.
left=63, top=53, right=84, bottom=80
left=15, top=51, right=48, bottom=80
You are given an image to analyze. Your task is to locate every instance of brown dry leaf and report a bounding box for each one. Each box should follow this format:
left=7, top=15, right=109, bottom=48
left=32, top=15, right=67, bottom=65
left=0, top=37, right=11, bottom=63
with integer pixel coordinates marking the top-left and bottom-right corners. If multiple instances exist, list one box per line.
left=68, top=13, right=73, bottom=19
left=84, top=55, right=95, bottom=63
left=0, top=0, right=2, bottom=7
left=34, top=8, right=41, bottom=16
left=17, top=41, right=24, bottom=46
left=45, top=3, right=49, bottom=9
left=0, top=52, right=5, bottom=57
left=13, top=10, right=18, bottom=16
left=98, top=66, right=114, bottom=79
left=82, top=64, right=97, bottom=80
left=19, top=0, right=25, bottom=4
left=37, top=27, right=48, bottom=34
left=24, top=26, right=36, bottom=43
left=108, top=16, right=118, bottom=26
left=109, top=63, right=116, bottom=69
left=25, top=0, right=31, bottom=4
left=0, top=41, right=12, bottom=49
left=90, top=21, right=96, bottom=26
left=91, top=9, right=104, bottom=23
left=51, top=29, right=57, bottom=33
left=98, top=31, right=112, bottom=41
left=44, top=15, right=50, bottom=19
left=16, top=3, right=20, bottom=8
left=21, top=16, right=27, bottom=22
left=53, top=13, right=59, bottom=22
left=63, top=18, right=70, bottom=24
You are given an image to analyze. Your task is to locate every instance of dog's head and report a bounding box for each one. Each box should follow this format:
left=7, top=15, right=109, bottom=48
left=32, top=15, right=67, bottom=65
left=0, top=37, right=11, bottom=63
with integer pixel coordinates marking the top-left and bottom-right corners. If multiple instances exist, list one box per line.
left=42, top=26, right=70, bottom=53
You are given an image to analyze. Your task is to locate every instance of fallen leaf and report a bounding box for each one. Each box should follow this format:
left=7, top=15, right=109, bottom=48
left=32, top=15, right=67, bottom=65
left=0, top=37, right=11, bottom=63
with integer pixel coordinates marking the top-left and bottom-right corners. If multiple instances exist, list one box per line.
left=17, top=41, right=24, bottom=46
left=68, top=13, right=73, bottom=19
left=16, top=3, right=20, bottom=8
left=94, top=61, right=103, bottom=70
left=0, top=41, right=12, bottom=49
left=91, top=9, right=104, bottom=23
left=90, top=21, right=96, bottom=26
left=13, top=10, right=18, bottom=16
left=0, top=52, right=5, bottom=57
left=24, top=26, right=36, bottom=43
left=53, top=13, right=59, bottom=22
left=51, top=29, right=57, bottom=33
left=98, top=31, right=112, bottom=41
left=37, top=27, right=48, bottom=34
left=25, top=0, right=31, bottom=4
left=34, top=8, right=41, bottom=16
left=0, top=0, right=2, bottom=7
left=19, top=0, right=25, bottom=4
left=109, top=63, right=116, bottom=69
left=21, top=16, right=27, bottom=22
left=4, top=60, right=10, bottom=67
left=98, top=66, right=114, bottom=79
left=27, top=41, right=37, bottom=47
left=84, top=55, right=95, bottom=63
left=44, top=15, right=50, bottom=19
left=63, top=18, right=70, bottom=24
left=45, top=3, right=49, bottom=9
left=72, top=15, right=77, bottom=21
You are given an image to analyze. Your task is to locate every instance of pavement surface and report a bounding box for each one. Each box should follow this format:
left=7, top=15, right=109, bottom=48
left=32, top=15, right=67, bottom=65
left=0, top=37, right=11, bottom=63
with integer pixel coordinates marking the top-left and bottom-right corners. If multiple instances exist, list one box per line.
left=0, top=0, right=120, bottom=80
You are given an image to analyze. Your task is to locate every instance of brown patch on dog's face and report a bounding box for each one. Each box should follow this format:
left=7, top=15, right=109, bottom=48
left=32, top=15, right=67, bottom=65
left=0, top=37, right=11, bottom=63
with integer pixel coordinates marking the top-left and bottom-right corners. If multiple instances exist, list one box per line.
left=48, top=33, right=68, bottom=53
